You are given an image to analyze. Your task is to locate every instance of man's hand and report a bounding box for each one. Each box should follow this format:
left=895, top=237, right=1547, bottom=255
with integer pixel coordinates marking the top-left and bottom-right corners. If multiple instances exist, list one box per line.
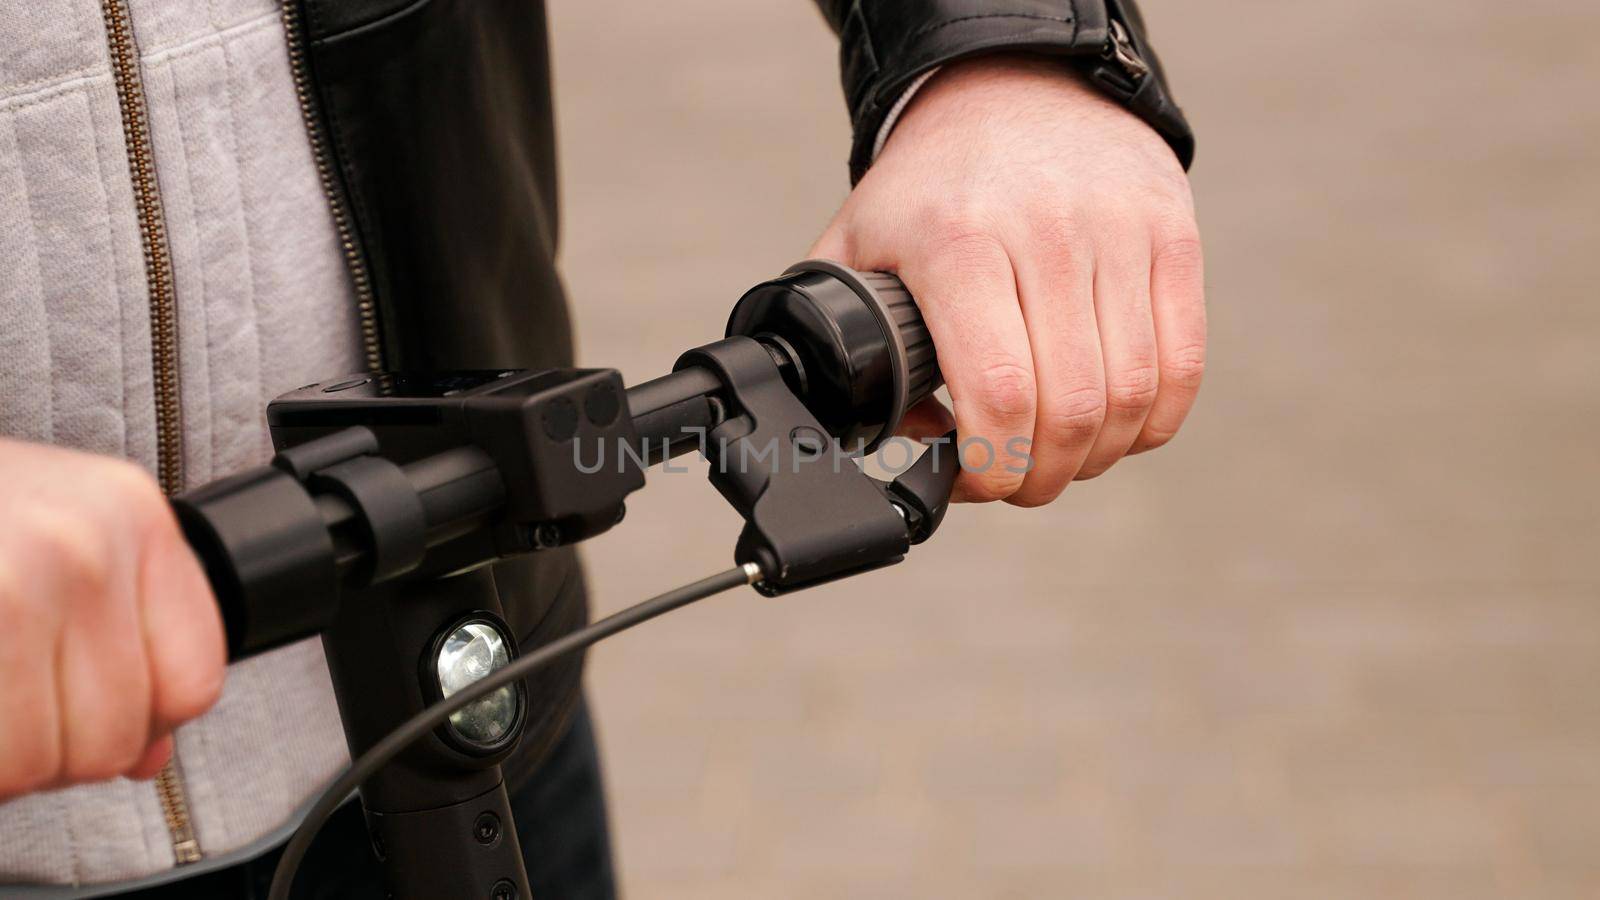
left=811, top=55, right=1206, bottom=505
left=0, top=438, right=225, bottom=800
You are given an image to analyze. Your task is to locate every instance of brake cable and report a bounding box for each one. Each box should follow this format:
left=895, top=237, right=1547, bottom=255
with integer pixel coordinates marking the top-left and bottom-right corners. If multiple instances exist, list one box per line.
left=174, top=262, right=956, bottom=899
left=267, top=563, right=761, bottom=900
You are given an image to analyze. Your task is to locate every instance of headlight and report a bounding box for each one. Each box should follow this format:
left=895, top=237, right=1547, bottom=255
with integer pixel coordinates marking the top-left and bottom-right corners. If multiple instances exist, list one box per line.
left=432, top=617, right=523, bottom=752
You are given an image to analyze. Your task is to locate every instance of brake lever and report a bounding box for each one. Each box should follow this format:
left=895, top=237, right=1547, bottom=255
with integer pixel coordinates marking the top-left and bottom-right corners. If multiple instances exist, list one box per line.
left=676, top=335, right=958, bottom=597
left=878, top=429, right=958, bottom=545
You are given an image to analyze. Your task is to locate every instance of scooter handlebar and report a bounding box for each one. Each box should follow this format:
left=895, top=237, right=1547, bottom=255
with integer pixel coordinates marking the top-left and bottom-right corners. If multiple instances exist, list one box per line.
left=175, top=262, right=950, bottom=659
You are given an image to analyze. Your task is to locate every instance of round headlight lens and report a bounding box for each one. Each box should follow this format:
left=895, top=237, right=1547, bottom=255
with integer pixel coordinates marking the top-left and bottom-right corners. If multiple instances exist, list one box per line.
left=435, top=620, right=519, bottom=748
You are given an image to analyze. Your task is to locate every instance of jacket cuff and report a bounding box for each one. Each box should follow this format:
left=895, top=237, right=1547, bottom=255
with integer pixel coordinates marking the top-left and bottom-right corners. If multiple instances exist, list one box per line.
left=835, top=0, right=1195, bottom=183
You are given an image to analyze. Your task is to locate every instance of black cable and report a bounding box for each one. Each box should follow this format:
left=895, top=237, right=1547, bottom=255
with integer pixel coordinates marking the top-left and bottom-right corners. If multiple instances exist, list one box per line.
left=267, top=564, right=760, bottom=900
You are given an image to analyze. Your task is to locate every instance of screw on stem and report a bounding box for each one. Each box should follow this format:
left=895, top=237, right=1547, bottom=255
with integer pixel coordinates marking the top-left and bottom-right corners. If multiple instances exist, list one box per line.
left=474, top=812, right=501, bottom=845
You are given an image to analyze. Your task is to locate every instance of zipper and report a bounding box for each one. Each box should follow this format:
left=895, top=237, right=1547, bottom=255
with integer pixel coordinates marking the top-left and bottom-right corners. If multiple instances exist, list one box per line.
left=152, top=761, right=202, bottom=864
left=280, top=0, right=385, bottom=374
left=101, top=0, right=182, bottom=495
left=1103, top=18, right=1151, bottom=83
left=98, top=0, right=203, bottom=866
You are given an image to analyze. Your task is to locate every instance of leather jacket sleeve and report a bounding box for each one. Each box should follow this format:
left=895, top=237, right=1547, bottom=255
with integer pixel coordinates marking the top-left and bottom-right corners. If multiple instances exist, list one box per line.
left=812, top=0, right=1195, bottom=182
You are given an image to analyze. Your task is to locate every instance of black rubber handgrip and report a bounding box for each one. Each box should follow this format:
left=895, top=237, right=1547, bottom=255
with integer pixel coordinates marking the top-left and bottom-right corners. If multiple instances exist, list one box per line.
left=849, top=269, right=943, bottom=419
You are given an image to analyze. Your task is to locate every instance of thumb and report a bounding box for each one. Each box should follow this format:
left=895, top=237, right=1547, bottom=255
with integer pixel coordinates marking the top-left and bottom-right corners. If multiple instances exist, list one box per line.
left=897, top=396, right=955, bottom=442
left=806, top=224, right=852, bottom=263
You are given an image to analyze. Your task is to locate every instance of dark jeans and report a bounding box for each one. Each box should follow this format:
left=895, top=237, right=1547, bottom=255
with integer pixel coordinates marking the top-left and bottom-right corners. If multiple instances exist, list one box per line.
left=114, top=703, right=615, bottom=900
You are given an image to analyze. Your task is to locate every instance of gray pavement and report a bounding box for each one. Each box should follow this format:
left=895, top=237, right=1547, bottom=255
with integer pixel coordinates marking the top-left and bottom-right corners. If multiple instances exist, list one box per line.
left=547, top=1, right=1600, bottom=896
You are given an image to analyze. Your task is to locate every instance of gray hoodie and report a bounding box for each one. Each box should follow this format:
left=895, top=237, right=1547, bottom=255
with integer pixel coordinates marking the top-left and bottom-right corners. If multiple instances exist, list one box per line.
left=1, top=0, right=363, bottom=890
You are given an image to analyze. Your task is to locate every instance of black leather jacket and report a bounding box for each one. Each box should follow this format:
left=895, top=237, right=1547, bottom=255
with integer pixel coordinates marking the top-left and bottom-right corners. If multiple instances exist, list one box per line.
left=290, top=0, right=1191, bottom=782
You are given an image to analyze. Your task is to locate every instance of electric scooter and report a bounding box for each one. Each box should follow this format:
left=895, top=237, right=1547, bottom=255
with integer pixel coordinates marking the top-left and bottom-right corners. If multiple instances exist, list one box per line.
left=173, top=261, right=954, bottom=899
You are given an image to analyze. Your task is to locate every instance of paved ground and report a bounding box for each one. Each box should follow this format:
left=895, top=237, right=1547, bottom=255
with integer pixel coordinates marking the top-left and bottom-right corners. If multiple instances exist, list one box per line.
left=547, top=2, right=1600, bottom=897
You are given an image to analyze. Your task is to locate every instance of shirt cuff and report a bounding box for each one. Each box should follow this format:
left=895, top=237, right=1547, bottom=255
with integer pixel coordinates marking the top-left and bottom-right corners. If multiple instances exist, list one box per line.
left=869, top=67, right=941, bottom=163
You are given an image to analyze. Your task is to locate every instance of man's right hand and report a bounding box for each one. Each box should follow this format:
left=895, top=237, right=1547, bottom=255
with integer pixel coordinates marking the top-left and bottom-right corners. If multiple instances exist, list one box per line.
left=0, top=438, right=225, bottom=801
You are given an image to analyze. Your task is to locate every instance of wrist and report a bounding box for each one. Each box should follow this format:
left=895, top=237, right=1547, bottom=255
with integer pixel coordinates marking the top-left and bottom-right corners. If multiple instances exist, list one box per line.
left=874, top=52, right=1179, bottom=175
left=899, top=53, right=1109, bottom=133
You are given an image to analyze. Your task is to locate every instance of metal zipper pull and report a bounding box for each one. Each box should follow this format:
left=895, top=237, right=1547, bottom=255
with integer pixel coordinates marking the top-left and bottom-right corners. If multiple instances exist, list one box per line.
left=1104, top=19, right=1151, bottom=83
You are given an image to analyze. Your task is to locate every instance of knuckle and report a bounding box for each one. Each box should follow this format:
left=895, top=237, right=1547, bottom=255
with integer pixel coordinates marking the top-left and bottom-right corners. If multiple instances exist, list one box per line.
left=1134, top=425, right=1178, bottom=453
left=141, top=519, right=193, bottom=579
left=929, top=216, right=1008, bottom=269
left=962, top=470, right=1024, bottom=504
left=1076, top=450, right=1128, bottom=480
left=971, top=361, right=1037, bottom=426
left=1037, top=386, right=1107, bottom=449
left=1106, top=364, right=1160, bottom=415
left=64, top=736, right=143, bottom=784
left=1005, top=477, right=1067, bottom=509
left=158, top=660, right=224, bottom=726
left=27, top=509, right=113, bottom=599
left=101, top=460, right=169, bottom=528
left=1161, top=344, right=1208, bottom=393
left=99, top=456, right=160, bottom=498
left=111, top=732, right=151, bottom=777
left=1028, top=208, right=1085, bottom=253
left=1075, top=463, right=1112, bottom=482
left=954, top=437, right=1025, bottom=503
left=1006, top=493, right=1051, bottom=509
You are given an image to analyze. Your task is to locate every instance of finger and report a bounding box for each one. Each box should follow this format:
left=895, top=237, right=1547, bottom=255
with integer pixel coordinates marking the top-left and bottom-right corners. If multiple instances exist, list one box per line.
left=57, top=554, right=153, bottom=782
left=1077, top=233, right=1158, bottom=479
left=138, top=516, right=226, bottom=731
left=1007, top=225, right=1105, bottom=507
left=0, top=556, right=63, bottom=796
left=1131, top=230, right=1206, bottom=453
left=27, top=502, right=156, bottom=784
left=899, top=232, right=1036, bottom=503
left=126, top=733, right=174, bottom=781
left=896, top=396, right=956, bottom=442
left=13, top=509, right=148, bottom=785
